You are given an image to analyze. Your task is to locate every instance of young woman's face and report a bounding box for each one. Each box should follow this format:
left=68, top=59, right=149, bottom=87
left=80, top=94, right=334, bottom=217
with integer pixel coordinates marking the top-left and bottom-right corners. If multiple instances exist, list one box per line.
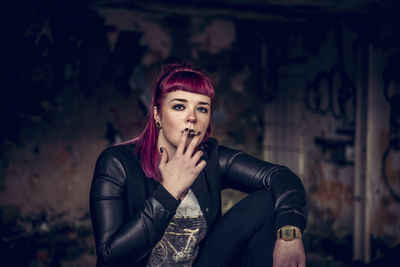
left=154, top=90, right=211, bottom=155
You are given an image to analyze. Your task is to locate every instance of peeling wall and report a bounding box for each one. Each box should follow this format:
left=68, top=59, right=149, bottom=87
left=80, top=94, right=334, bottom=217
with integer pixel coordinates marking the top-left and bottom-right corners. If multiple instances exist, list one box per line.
left=366, top=50, right=400, bottom=247
left=2, top=2, right=400, bottom=265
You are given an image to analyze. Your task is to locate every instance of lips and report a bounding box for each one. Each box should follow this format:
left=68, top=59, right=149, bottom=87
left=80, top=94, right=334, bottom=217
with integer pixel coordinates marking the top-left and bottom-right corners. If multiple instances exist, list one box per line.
left=188, top=129, right=201, bottom=138
left=182, top=128, right=201, bottom=138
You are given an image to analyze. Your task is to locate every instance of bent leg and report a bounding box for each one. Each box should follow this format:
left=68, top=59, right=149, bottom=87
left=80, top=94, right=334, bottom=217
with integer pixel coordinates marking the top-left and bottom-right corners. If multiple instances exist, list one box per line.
left=194, top=190, right=275, bottom=267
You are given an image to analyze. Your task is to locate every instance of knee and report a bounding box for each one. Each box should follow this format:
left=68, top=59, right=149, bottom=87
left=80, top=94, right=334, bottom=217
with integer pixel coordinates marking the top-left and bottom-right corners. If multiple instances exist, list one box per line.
left=229, top=190, right=275, bottom=227
left=248, top=190, right=274, bottom=225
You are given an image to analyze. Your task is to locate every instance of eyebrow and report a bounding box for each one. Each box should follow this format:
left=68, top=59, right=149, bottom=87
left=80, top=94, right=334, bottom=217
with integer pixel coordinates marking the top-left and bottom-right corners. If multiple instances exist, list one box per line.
left=170, top=98, right=211, bottom=106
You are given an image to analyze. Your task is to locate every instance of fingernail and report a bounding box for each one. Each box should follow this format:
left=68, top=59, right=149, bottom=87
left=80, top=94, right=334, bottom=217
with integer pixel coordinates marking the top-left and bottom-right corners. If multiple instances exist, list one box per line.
left=184, top=128, right=189, bottom=132
left=160, top=147, right=164, bottom=153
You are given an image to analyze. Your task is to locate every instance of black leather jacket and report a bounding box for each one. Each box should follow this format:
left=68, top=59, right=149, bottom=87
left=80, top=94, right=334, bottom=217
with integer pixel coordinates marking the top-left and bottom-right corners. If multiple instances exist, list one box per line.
left=90, top=138, right=307, bottom=266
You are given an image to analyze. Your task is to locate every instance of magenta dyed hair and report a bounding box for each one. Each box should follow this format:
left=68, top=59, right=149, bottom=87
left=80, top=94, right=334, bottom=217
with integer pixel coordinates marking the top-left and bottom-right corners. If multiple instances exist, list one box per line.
left=128, top=63, right=215, bottom=181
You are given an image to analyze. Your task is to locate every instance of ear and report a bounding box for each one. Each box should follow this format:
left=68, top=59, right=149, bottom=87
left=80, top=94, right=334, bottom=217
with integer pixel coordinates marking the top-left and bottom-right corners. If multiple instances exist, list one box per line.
left=153, top=106, right=160, bottom=123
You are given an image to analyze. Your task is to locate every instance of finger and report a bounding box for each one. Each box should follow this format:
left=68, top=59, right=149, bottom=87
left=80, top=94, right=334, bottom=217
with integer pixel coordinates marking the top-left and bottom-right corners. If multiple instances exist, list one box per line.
left=195, top=160, right=206, bottom=172
left=191, top=150, right=204, bottom=164
left=159, top=147, right=169, bottom=168
left=176, top=128, right=189, bottom=155
left=184, top=132, right=202, bottom=156
left=298, top=258, right=306, bottom=267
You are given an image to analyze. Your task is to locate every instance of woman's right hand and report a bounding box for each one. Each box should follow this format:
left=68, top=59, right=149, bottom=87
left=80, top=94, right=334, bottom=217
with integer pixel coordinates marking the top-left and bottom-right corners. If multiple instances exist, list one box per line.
left=159, top=130, right=206, bottom=200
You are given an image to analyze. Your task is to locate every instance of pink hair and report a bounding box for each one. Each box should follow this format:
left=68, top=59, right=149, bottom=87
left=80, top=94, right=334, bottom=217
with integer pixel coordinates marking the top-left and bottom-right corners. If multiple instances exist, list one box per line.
left=127, top=63, right=215, bottom=181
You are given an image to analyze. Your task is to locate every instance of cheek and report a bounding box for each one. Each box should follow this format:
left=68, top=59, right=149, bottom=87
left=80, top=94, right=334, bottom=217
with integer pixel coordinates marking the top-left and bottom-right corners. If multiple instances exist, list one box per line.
left=163, top=116, right=179, bottom=132
left=161, top=113, right=182, bottom=136
left=200, top=115, right=211, bottom=130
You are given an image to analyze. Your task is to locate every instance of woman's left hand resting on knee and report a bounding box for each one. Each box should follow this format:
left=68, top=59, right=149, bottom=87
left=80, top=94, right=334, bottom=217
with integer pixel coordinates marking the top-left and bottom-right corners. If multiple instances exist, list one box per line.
left=273, top=239, right=306, bottom=267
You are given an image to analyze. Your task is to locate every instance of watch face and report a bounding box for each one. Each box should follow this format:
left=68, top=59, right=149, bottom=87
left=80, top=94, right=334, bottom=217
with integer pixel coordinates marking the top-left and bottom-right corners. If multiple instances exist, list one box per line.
left=278, top=226, right=301, bottom=241
left=280, top=228, right=294, bottom=241
left=284, top=228, right=292, bottom=238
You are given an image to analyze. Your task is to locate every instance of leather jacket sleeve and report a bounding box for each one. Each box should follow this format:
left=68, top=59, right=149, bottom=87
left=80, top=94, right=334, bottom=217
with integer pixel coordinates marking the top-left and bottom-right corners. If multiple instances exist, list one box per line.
left=218, top=146, right=307, bottom=232
left=89, top=150, right=179, bottom=266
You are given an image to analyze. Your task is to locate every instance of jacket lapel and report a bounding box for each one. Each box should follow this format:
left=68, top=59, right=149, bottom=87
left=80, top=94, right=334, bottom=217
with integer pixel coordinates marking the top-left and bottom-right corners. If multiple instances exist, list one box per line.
left=191, top=169, right=213, bottom=228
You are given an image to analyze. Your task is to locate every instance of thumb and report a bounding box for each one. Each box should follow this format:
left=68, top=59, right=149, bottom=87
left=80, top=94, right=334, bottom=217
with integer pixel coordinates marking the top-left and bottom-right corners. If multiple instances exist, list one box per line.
left=159, top=147, right=169, bottom=166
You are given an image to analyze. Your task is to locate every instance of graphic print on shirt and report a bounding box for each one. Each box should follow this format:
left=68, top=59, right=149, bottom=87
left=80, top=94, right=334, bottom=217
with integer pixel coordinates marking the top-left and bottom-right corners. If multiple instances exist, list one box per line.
left=147, top=215, right=207, bottom=267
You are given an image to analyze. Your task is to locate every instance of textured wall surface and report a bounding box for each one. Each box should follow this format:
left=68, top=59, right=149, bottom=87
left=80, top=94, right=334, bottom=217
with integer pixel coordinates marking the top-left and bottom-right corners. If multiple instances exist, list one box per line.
left=2, top=1, right=400, bottom=266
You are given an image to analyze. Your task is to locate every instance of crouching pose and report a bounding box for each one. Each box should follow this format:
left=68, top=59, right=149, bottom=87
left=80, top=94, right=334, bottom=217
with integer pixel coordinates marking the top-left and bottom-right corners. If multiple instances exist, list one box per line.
left=90, top=63, right=307, bottom=267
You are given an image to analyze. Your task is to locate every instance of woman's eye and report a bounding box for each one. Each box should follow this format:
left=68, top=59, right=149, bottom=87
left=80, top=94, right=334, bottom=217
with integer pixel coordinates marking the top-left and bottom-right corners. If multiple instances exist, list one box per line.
left=197, top=107, right=209, bottom=113
left=172, top=104, right=185, bottom=111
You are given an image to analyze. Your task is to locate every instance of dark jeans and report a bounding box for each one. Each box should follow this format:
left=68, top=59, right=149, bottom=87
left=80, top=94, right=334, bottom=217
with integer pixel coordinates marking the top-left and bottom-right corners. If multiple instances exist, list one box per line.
left=193, top=190, right=276, bottom=267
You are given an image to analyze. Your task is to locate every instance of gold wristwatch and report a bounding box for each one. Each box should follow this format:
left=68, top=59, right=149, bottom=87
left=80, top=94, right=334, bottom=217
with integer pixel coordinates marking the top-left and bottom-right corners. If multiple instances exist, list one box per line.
left=277, top=226, right=302, bottom=241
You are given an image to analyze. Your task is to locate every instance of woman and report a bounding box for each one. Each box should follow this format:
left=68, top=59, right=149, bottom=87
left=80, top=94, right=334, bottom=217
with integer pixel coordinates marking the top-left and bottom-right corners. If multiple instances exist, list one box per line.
left=90, top=63, right=307, bottom=267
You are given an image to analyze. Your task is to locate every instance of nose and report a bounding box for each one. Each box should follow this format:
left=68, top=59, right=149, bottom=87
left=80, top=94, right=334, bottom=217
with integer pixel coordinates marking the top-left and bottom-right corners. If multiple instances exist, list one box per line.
left=186, top=110, right=197, bottom=123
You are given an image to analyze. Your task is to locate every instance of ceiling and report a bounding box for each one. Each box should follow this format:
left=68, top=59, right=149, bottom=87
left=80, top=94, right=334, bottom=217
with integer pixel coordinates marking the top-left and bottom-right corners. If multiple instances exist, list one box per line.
left=92, top=0, right=395, bottom=21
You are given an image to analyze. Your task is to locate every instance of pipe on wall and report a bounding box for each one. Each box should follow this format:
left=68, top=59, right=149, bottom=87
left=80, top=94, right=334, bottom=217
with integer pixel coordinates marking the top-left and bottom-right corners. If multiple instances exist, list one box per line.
left=353, top=43, right=368, bottom=262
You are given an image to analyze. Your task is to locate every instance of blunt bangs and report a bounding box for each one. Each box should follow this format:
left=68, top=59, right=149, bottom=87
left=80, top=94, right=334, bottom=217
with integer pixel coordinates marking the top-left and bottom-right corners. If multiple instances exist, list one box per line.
left=162, top=71, right=215, bottom=102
